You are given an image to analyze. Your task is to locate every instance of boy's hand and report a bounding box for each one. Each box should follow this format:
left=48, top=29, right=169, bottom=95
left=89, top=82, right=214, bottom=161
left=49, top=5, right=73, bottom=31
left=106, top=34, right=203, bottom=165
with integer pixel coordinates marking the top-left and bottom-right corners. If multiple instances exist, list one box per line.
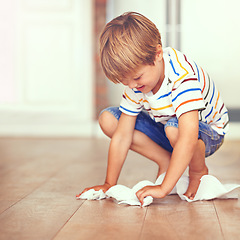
left=136, top=185, right=167, bottom=206
left=76, top=183, right=112, bottom=198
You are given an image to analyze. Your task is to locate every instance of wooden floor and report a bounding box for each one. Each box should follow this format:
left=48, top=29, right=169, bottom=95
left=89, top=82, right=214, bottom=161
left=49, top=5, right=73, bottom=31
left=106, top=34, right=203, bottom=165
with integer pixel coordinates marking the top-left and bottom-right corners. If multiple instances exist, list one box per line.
left=0, top=137, right=239, bottom=240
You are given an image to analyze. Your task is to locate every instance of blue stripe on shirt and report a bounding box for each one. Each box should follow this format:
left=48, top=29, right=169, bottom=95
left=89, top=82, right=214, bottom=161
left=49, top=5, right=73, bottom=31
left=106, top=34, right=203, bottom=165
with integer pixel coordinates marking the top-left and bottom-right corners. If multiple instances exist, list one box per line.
left=216, top=111, right=228, bottom=123
left=172, top=88, right=202, bottom=102
left=119, top=105, right=139, bottom=114
left=169, top=58, right=180, bottom=76
left=133, top=89, right=142, bottom=94
left=157, top=91, right=171, bottom=100
left=194, top=62, right=200, bottom=82
left=209, top=81, right=215, bottom=104
left=205, top=106, right=213, bottom=119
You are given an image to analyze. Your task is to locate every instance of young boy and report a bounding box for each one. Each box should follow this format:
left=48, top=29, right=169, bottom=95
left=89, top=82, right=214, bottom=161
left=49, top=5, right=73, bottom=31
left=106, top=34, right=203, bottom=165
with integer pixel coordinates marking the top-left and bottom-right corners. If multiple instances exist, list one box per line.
left=77, top=12, right=229, bottom=204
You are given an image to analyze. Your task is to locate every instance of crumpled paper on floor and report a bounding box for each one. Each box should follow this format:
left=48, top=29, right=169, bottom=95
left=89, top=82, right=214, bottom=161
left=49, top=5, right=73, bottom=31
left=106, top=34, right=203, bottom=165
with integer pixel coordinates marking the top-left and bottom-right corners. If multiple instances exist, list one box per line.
left=77, top=173, right=240, bottom=207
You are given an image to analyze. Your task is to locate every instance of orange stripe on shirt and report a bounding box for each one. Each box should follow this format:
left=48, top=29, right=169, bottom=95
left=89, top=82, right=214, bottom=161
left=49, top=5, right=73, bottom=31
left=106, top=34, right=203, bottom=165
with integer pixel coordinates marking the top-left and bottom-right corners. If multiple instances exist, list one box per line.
left=139, top=98, right=149, bottom=103
left=215, top=123, right=225, bottom=129
left=172, top=48, right=189, bottom=85
left=214, top=91, right=220, bottom=109
left=212, top=111, right=218, bottom=119
left=209, top=110, right=218, bottom=124
left=151, top=104, right=173, bottom=111
left=200, top=67, right=206, bottom=93
left=175, top=98, right=203, bottom=112
left=139, top=99, right=150, bottom=106
left=124, top=92, right=139, bottom=105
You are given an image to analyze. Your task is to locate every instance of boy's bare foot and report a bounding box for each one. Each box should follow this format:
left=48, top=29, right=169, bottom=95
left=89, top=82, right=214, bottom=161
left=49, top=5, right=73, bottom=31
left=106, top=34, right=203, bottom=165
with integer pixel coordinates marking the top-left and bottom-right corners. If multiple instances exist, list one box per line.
left=184, top=166, right=208, bottom=200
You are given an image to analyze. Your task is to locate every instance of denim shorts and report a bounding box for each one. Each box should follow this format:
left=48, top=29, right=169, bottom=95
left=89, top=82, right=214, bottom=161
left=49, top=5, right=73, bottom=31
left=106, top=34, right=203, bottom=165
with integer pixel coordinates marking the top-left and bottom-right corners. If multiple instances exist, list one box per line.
left=101, top=107, right=224, bottom=157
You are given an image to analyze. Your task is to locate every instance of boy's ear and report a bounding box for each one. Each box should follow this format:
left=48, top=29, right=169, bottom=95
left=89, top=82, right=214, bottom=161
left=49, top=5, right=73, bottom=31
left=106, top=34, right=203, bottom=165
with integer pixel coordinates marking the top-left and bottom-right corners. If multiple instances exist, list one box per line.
left=155, top=44, right=163, bottom=62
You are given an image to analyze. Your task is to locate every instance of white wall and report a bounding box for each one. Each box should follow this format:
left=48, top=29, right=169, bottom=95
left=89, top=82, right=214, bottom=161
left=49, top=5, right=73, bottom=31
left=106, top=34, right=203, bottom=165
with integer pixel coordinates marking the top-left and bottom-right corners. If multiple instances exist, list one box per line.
left=0, top=1, right=16, bottom=103
left=0, top=0, right=94, bottom=136
left=181, top=0, right=240, bottom=139
left=181, top=0, right=240, bottom=109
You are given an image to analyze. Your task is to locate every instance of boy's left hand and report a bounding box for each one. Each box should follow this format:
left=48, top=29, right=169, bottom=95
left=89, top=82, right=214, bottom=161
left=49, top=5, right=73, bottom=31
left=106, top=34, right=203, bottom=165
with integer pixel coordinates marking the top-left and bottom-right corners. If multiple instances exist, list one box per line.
left=136, top=185, right=167, bottom=206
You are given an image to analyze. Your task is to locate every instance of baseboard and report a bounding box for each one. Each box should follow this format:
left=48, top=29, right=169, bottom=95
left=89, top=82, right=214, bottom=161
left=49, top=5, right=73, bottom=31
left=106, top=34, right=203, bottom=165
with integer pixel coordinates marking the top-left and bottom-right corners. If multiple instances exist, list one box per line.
left=0, top=110, right=95, bottom=137
left=0, top=116, right=239, bottom=139
left=0, top=123, right=95, bottom=137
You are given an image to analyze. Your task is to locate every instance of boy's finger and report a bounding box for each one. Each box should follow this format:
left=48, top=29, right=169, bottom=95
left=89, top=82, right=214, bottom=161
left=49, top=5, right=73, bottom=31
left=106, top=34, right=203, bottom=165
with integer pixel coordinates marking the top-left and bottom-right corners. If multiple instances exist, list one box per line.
left=136, top=187, right=145, bottom=197
left=76, top=187, right=91, bottom=198
left=137, top=191, right=146, bottom=206
left=138, top=195, right=144, bottom=206
left=76, top=192, right=84, bottom=198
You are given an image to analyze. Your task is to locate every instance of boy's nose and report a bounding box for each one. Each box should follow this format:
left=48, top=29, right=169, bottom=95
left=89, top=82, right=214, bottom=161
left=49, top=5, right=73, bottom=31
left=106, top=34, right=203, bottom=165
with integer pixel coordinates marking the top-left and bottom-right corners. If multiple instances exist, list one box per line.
left=128, top=80, right=137, bottom=89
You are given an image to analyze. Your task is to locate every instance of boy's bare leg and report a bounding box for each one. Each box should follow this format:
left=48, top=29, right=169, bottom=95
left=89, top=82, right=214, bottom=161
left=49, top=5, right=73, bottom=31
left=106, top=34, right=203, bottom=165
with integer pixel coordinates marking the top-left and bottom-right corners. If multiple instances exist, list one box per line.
left=131, top=130, right=171, bottom=177
left=99, top=111, right=171, bottom=177
left=165, top=126, right=208, bottom=200
left=184, top=139, right=208, bottom=199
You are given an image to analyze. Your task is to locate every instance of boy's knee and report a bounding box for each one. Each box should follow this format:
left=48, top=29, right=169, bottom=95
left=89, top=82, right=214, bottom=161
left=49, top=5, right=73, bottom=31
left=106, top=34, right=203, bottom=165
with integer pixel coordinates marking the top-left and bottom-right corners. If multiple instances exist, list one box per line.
left=165, top=126, right=178, bottom=147
left=98, top=111, right=118, bottom=138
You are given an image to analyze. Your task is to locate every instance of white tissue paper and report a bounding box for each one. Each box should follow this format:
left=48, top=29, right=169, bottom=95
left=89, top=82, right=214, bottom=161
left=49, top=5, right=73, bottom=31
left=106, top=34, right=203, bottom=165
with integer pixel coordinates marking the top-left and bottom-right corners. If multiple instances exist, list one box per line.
left=77, top=173, right=240, bottom=207
left=79, top=189, right=106, bottom=200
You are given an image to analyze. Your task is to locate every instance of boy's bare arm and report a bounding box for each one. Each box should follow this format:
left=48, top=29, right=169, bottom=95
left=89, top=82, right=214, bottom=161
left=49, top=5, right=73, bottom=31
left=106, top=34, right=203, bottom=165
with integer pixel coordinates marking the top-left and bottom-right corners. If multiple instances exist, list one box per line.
left=77, top=113, right=137, bottom=196
left=161, top=110, right=199, bottom=193
left=136, top=110, right=199, bottom=203
left=105, top=113, right=137, bottom=186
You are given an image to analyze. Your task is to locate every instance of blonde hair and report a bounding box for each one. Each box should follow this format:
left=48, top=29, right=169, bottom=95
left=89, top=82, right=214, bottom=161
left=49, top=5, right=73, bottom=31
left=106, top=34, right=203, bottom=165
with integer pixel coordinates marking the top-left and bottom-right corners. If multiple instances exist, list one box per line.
left=100, top=12, right=162, bottom=84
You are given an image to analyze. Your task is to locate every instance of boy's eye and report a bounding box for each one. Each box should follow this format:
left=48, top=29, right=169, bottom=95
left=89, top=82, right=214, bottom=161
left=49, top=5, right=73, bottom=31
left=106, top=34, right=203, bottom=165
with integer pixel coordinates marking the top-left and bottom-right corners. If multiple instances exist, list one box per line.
left=134, top=75, right=142, bottom=80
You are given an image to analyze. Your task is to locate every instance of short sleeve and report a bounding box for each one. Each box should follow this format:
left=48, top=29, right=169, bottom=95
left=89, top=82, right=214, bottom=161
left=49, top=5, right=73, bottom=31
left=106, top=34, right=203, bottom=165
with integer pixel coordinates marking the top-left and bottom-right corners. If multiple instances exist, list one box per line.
left=119, top=87, right=143, bottom=116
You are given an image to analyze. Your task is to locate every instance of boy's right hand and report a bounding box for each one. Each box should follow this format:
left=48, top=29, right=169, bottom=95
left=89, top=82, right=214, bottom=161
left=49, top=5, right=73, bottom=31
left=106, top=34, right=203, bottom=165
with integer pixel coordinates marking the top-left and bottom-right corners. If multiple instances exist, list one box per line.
left=76, top=183, right=112, bottom=198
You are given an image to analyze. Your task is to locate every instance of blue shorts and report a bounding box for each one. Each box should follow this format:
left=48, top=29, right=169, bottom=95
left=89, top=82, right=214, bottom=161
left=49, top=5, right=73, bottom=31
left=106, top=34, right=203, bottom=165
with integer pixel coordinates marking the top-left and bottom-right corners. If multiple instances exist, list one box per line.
left=101, top=107, right=224, bottom=157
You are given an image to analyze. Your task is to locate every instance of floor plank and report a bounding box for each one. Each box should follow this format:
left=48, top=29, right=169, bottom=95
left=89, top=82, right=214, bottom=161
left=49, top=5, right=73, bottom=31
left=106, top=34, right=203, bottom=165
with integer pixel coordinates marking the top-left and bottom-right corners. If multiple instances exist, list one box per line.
left=207, top=140, right=240, bottom=182
left=0, top=156, right=67, bottom=214
left=0, top=138, right=239, bottom=240
left=53, top=199, right=147, bottom=240
left=0, top=138, right=108, bottom=214
left=0, top=158, right=106, bottom=240
left=213, top=199, right=240, bottom=240
left=0, top=138, right=108, bottom=240
left=140, top=196, right=223, bottom=240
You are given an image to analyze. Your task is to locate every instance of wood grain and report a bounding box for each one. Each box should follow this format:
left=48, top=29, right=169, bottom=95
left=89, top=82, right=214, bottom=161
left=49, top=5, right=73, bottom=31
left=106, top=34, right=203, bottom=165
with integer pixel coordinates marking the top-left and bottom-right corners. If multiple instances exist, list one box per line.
left=54, top=199, right=147, bottom=240
left=213, top=199, right=240, bottom=240
left=0, top=138, right=239, bottom=240
left=140, top=196, right=223, bottom=240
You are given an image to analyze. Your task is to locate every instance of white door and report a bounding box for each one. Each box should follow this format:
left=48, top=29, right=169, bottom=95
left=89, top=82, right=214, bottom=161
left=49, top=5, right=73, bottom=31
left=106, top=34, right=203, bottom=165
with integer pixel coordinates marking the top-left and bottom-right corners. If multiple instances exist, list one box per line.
left=0, top=0, right=94, bottom=136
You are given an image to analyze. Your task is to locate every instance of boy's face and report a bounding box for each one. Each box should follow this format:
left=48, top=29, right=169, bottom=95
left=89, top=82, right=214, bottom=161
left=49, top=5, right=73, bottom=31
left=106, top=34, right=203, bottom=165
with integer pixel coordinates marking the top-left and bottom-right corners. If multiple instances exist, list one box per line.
left=121, top=46, right=164, bottom=94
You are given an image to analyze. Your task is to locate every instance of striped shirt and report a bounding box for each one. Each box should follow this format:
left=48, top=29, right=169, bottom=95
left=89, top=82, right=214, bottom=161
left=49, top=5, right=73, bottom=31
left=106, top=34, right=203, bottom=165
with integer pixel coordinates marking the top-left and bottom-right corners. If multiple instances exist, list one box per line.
left=119, top=47, right=229, bottom=135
